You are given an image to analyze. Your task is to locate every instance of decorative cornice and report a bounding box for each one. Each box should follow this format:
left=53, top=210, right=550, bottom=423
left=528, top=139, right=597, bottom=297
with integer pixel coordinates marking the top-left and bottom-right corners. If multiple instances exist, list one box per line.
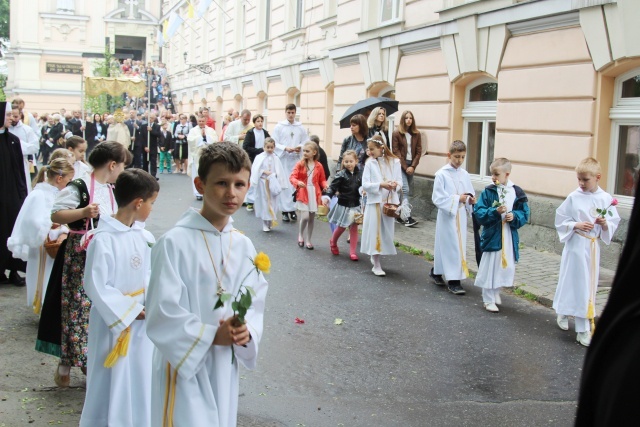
left=399, top=39, right=441, bottom=55
left=40, top=13, right=90, bottom=21
left=8, top=88, right=82, bottom=96
left=507, top=11, right=580, bottom=36
left=9, top=47, right=87, bottom=57
left=333, top=55, right=360, bottom=67
left=279, top=27, right=306, bottom=43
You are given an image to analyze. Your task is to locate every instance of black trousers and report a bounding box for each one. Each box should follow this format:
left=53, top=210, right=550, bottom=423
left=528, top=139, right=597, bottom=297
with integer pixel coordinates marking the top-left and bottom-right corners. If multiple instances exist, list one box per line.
left=143, top=149, right=158, bottom=177
left=133, top=145, right=144, bottom=169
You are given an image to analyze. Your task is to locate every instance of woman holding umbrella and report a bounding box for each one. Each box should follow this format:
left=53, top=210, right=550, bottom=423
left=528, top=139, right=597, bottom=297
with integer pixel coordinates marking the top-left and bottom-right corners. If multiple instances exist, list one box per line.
left=337, top=114, right=369, bottom=173
left=367, top=107, right=389, bottom=147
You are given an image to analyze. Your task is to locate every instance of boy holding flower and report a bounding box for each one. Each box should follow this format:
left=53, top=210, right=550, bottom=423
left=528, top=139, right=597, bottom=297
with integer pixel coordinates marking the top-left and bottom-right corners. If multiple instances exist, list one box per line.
left=553, top=157, right=619, bottom=347
left=146, top=143, right=269, bottom=426
left=473, top=158, right=530, bottom=313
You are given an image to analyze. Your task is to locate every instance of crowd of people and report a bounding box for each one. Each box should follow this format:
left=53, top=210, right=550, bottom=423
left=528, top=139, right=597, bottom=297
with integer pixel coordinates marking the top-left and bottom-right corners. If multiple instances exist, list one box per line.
left=0, top=85, right=628, bottom=425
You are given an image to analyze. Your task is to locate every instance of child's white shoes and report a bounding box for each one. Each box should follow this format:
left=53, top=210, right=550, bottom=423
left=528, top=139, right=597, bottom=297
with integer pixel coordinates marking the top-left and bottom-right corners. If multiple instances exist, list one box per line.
left=556, top=315, right=569, bottom=331
left=576, top=331, right=591, bottom=347
left=484, top=302, right=499, bottom=313
left=372, top=267, right=386, bottom=276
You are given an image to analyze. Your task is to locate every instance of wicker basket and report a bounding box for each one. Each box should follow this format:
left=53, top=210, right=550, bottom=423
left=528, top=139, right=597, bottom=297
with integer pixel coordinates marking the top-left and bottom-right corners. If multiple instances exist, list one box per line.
left=317, top=205, right=329, bottom=216
left=44, top=237, right=62, bottom=258
left=353, top=212, right=364, bottom=224
left=382, top=203, right=400, bottom=218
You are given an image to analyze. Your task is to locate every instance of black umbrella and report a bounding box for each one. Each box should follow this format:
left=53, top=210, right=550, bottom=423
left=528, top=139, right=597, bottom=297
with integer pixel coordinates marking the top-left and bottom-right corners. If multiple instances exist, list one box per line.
left=339, top=97, right=399, bottom=129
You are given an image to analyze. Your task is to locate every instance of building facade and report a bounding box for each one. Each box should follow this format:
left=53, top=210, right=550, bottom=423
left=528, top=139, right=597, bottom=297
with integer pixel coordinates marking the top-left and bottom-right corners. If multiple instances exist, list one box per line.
left=6, top=0, right=163, bottom=112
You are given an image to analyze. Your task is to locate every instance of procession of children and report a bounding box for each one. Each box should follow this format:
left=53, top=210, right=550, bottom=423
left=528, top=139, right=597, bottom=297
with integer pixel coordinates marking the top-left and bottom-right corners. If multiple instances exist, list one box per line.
left=5, top=100, right=622, bottom=426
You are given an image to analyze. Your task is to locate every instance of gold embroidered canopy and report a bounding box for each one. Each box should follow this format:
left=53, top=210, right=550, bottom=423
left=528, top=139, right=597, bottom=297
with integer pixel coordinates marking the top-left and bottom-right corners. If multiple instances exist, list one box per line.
left=84, top=77, right=146, bottom=98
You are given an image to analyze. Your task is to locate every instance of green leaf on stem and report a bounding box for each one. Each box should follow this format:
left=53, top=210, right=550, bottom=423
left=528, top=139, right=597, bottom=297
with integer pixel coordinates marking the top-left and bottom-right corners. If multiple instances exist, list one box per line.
left=220, top=293, right=232, bottom=303
left=246, top=286, right=256, bottom=297
left=608, top=211, right=612, bottom=216
left=231, top=301, right=239, bottom=313
left=240, top=292, right=252, bottom=309
left=213, top=298, right=224, bottom=310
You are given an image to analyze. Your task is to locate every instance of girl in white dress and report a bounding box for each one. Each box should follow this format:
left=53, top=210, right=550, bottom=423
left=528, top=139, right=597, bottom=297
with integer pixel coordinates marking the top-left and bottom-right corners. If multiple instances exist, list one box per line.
left=360, top=135, right=402, bottom=276
left=8, top=157, right=75, bottom=313
left=250, top=138, right=288, bottom=231
left=66, top=136, right=91, bottom=179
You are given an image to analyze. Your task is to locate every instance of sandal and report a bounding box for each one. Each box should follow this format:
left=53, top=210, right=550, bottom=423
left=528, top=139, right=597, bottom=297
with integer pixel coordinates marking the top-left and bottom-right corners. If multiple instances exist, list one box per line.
left=54, top=366, right=70, bottom=388
left=298, top=239, right=304, bottom=248
left=306, top=244, right=314, bottom=250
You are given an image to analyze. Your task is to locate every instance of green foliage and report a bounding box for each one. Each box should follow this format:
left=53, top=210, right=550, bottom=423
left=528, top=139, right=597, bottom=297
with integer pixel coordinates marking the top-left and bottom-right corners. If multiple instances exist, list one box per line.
left=0, top=74, right=6, bottom=102
left=0, top=0, right=9, bottom=40
left=513, top=286, right=537, bottom=302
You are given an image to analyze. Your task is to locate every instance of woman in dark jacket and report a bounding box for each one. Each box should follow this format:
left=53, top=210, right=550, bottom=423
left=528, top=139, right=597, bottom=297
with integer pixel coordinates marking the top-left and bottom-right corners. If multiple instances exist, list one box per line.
left=40, top=115, right=53, bottom=164
left=337, top=114, right=368, bottom=173
left=84, top=113, right=106, bottom=155
left=242, top=114, right=270, bottom=163
left=48, top=114, right=65, bottom=148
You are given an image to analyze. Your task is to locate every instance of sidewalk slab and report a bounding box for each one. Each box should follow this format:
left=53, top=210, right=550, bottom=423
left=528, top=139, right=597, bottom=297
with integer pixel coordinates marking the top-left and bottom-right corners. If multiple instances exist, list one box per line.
left=393, top=217, right=616, bottom=317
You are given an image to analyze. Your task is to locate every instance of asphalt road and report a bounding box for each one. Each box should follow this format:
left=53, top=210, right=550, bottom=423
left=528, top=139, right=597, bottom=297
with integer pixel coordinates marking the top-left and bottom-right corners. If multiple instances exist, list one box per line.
left=0, top=171, right=586, bottom=426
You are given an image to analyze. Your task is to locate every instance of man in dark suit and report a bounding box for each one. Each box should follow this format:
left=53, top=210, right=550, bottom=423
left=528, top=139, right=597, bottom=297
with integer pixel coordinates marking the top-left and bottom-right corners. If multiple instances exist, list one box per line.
left=68, top=110, right=83, bottom=137
left=124, top=109, right=138, bottom=152
left=143, top=112, right=161, bottom=179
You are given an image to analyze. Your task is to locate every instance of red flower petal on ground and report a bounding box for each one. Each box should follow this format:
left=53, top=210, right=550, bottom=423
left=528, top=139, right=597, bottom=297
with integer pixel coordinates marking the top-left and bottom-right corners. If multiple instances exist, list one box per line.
left=294, top=317, right=305, bottom=324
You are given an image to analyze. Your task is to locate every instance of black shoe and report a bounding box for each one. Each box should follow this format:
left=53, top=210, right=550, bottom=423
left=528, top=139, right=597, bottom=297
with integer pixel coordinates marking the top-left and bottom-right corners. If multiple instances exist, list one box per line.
left=0, top=273, right=10, bottom=285
left=404, top=217, right=418, bottom=227
left=9, top=271, right=25, bottom=287
left=290, top=212, right=297, bottom=221
left=429, top=267, right=446, bottom=286
left=395, top=217, right=405, bottom=225
left=282, top=212, right=290, bottom=222
left=447, top=281, right=465, bottom=295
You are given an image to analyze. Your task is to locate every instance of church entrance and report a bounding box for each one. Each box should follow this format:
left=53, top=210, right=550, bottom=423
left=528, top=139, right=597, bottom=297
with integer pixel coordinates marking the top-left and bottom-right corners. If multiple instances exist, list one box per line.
left=115, top=35, right=146, bottom=61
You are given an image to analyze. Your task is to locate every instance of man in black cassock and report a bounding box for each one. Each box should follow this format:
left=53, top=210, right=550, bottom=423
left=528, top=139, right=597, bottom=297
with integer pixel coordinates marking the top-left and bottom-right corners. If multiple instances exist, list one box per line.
left=0, top=102, right=27, bottom=286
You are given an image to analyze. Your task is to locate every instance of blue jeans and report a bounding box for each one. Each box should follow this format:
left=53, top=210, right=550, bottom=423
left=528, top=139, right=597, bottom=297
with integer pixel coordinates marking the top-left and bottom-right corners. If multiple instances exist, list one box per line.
left=401, top=159, right=413, bottom=201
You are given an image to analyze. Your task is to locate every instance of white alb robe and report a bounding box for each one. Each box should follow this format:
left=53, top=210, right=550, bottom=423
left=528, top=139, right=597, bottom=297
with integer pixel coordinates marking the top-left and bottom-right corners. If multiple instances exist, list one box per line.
left=474, top=182, right=516, bottom=289
left=224, top=119, right=253, bottom=145
left=360, top=157, right=402, bottom=255
left=9, top=122, right=39, bottom=193
left=250, top=152, right=288, bottom=222
left=271, top=120, right=308, bottom=212
left=146, top=209, right=268, bottom=427
left=7, top=182, right=60, bottom=309
left=80, top=215, right=155, bottom=427
left=187, top=126, right=218, bottom=197
left=552, top=187, right=620, bottom=318
left=432, top=163, right=475, bottom=281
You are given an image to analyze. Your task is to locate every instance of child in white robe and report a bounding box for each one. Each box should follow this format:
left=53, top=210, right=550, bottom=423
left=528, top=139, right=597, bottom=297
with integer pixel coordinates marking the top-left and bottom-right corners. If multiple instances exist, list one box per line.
left=430, top=140, right=476, bottom=295
left=146, top=143, right=269, bottom=427
left=360, top=135, right=402, bottom=276
left=80, top=169, right=159, bottom=427
left=553, top=157, right=620, bottom=347
left=7, top=157, right=74, bottom=312
left=473, top=158, right=530, bottom=313
left=66, top=136, right=91, bottom=179
left=250, top=137, right=288, bottom=232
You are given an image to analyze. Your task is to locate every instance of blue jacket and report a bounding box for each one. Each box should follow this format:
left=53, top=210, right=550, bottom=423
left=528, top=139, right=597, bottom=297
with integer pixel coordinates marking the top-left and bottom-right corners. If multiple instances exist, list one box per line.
left=473, top=184, right=530, bottom=261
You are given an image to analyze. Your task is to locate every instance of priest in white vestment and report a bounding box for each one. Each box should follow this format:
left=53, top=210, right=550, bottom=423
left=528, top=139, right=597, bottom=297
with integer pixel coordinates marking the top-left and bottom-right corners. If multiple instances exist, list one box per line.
left=271, top=105, right=308, bottom=217
left=187, top=116, right=217, bottom=200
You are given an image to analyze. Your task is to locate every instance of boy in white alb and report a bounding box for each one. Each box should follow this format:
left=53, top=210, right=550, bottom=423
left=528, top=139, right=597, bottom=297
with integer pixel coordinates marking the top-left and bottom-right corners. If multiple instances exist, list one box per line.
left=553, top=157, right=620, bottom=347
left=80, top=169, right=159, bottom=427
left=430, top=140, right=476, bottom=295
left=473, top=158, right=530, bottom=313
left=146, top=143, right=269, bottom=427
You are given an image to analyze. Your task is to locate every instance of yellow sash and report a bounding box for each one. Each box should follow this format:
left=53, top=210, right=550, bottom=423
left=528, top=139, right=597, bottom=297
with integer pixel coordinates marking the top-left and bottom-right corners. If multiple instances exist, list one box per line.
left=104, top=288, right=145, bottom=368
left=576, top=231, right=599, bottom=335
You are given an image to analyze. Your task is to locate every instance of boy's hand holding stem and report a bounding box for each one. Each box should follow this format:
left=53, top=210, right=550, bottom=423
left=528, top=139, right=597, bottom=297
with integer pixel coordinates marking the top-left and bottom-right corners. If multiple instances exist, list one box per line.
left=594, top=217, right=608, bottom=230
left=214, top=317, right=251, bottom=347
left=460, top=194, right=476, bottom=204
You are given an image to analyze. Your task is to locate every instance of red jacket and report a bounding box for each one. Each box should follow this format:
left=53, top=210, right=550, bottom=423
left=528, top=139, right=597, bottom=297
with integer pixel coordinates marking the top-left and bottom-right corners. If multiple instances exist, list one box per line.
left=289, top=160, right=327, bottom=205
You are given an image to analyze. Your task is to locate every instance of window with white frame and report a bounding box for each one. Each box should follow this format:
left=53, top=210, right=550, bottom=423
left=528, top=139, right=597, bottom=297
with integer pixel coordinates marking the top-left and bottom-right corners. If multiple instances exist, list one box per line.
left=293, top=92, right=301, bottom=121
left=609, top=68, right=640, bottom=200
left=261, top=95, right=269, bottom=120
left=463, top=79, right=498, bottom=180
left=380, top=0, right=400, bottom=24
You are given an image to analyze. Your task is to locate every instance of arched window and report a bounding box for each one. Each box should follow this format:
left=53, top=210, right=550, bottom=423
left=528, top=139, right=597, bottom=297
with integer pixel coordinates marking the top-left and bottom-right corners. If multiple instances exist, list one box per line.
left=609, top=67, right=640, bottom=199
left=463, top=78, right=497, bottom=180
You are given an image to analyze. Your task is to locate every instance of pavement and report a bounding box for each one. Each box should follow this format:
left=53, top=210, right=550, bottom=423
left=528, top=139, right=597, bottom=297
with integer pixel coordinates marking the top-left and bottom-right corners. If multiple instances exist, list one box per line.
left=393, top=215, right=617, bottom=318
